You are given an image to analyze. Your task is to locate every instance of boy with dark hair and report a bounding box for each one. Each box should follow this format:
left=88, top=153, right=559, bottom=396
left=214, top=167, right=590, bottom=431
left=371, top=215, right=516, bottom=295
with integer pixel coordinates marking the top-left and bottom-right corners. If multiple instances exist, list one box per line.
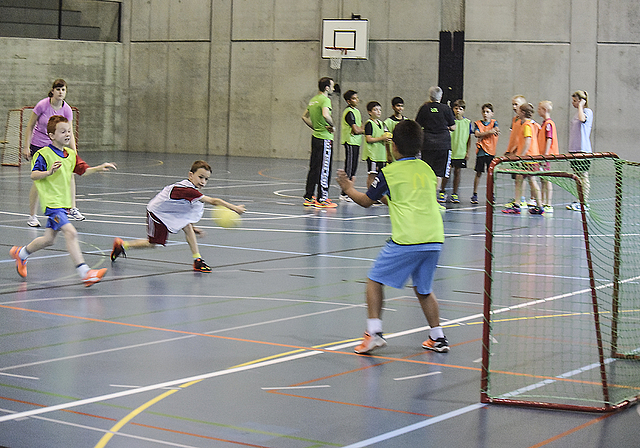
left=336, top=119, right=450, bottom=354
left=440, top=99, right=472, bottom=203
left=10, top=115, right=116, bottom=286
left=362, top=101, right=391, bottom=189
left=340, top=90, right=364, bottom=201
left=111, top=161, right=245, bottom=272
left=471, top=103, right=500, bottom=204
left=383, top=96, right=408, bottom=134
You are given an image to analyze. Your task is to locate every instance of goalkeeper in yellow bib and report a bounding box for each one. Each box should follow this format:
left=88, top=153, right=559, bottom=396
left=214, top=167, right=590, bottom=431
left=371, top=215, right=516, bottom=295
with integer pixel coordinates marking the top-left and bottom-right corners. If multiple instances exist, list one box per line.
left=10, top=115, right=116, bottom=286
left=336, top=119, right=449, bottom=354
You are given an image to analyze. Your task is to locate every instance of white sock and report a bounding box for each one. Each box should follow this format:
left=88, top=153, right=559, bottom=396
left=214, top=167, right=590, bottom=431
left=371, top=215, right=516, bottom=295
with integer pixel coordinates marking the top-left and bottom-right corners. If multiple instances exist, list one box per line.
left=366, top=318, right=383, bottom=335
left=430, top=326, right=444, bottom=340
left=18, top=247, right=30, bottom=260
left=76, top=263, right=90, bottom=279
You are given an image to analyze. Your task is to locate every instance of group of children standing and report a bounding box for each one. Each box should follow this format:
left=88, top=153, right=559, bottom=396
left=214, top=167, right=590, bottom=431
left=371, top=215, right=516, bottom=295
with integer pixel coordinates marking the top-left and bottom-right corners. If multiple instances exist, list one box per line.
left=338, top=91, right=406, bottom=201
left=336, top=90, right=566, bottom=215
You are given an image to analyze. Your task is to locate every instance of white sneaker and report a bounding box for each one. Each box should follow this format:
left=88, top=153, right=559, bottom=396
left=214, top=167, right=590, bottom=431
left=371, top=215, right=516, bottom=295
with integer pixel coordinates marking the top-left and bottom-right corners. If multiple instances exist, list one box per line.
left=354, top=332, right=387, bottom=354
left=568, top=202, right=589, bottom=212
left=67, top=207, right=85, bottom=221
left=339, top=194, right=353, bottom=202
left=27, top=215, right=41, bottom=227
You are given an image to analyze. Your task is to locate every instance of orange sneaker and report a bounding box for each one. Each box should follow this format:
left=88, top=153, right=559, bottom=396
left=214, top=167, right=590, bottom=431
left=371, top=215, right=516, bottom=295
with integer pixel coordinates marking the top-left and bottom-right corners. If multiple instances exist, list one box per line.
left=9, top=246, right=27, bottom=278
left=354, top=332, right=386, bottom=354
left=84, top=268, right=107, bottom=287
left=111, top=238, right=126, bottom=261
left=313, top=199, right=338, bottom=209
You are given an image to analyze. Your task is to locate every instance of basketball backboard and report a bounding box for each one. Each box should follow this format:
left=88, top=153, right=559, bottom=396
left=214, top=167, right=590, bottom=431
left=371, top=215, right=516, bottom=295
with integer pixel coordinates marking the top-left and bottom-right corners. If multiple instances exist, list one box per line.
left=322, top=19, right=369, bottom=60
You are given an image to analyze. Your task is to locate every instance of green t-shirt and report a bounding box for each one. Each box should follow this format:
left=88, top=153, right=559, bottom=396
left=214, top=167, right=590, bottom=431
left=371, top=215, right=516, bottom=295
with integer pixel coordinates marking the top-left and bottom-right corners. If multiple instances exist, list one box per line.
left=307, top=93, right=333, bottom=140
left=383, top=115, right=407, bottom=134
left=32, top=146, right=76, bottom=213
left=382, top=158, right=444, bottom=245
left=341, top=106, right=362, bottom=145
left=451, top=117, right=471, bottom=159
left=363, top=119, right=387, bottom=162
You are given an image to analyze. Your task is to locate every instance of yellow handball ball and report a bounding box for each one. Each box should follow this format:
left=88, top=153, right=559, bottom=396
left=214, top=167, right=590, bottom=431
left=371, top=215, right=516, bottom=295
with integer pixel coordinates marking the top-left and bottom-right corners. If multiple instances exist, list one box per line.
left=383, top=132, right=393, bottom=139
left=211, top=206, right=241, bottom=228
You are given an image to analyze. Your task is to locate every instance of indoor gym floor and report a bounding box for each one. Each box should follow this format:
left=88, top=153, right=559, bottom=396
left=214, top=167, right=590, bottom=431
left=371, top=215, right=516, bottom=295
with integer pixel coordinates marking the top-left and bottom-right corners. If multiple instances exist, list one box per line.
left=0, top=152, right=638, bottom=448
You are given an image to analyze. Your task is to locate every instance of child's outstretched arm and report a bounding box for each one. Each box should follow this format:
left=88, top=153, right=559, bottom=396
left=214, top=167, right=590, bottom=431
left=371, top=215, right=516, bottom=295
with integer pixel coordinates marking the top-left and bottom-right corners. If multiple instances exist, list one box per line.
left=201, top=196, right=246, bottom=215
left=336, top=169, right=375, bottom=208
left=84, top=162, right=117, bottom=175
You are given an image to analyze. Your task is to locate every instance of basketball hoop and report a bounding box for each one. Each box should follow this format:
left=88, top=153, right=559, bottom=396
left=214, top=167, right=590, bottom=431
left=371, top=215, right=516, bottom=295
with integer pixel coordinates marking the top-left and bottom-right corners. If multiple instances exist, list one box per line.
left=326, top=47, right=349, bottom=70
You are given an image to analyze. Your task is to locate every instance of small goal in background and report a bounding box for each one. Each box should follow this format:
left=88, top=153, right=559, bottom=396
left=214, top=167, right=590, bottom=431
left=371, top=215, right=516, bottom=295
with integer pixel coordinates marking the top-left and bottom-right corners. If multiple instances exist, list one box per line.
left=1, top=106, right=79, bottom=167
left=481, top=152, right=640, bottom=412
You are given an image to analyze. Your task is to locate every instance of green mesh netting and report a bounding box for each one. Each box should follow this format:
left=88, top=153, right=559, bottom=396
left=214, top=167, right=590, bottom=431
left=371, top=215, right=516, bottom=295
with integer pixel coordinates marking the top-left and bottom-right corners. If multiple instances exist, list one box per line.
left=484, top=155, right=640, bottom=411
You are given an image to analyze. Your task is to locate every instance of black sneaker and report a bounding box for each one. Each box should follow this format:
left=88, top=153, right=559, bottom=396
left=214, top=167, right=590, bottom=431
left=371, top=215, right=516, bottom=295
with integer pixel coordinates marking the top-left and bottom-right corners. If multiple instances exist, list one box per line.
left=194, top=258, right=212, bottom=273
left=423, top=336, right=450, bottom=353
left=529, top=206, right=544, bottom=215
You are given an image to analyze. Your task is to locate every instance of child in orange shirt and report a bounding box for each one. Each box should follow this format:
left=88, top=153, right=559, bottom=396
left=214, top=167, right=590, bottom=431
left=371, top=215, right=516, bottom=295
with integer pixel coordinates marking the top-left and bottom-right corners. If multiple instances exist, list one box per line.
left=502, top=103, right=543, bottom=215
left=471, top=103, right=500, bottom=204
left=537, top=101, right=558, bottom=213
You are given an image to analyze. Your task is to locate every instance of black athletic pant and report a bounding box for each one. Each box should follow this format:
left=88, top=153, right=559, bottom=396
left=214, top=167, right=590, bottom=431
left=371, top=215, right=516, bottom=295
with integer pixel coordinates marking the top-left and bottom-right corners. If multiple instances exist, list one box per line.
left=305, top=136, right=333, bottom=202
left=341, top=143, right=360, bottom=195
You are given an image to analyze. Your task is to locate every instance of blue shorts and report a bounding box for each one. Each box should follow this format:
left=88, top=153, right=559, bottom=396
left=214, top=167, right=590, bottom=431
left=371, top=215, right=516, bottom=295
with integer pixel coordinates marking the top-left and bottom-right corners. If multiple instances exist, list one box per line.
left=44, top=208, right=71, bottom=231
left=368, top=241, right=442, bottom=295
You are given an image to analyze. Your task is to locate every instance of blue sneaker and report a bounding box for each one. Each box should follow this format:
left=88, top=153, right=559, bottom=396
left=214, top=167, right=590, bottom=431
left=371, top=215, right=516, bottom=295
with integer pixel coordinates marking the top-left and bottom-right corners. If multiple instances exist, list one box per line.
left=502, top=204, right=521, bottom=214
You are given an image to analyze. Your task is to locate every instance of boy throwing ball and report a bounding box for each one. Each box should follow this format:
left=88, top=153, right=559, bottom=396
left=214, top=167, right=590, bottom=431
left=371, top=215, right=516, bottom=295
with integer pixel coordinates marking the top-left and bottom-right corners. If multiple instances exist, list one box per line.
left=10, top=115, right=116, bottom=286
left=110, top=160, right=245, bottom=272
left=336, top=120, right=449, bottom=354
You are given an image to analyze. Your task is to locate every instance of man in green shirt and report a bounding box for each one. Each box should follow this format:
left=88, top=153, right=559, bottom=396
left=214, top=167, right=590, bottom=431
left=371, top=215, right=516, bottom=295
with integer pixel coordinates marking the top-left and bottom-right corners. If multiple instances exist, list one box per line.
left=301, top=77, right=337, bottom=208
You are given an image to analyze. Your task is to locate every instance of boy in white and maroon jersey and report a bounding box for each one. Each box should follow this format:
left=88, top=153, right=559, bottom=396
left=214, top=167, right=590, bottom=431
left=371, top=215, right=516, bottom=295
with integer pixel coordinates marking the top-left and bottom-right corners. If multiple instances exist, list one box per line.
left=110, top=160, right=245, bottom=272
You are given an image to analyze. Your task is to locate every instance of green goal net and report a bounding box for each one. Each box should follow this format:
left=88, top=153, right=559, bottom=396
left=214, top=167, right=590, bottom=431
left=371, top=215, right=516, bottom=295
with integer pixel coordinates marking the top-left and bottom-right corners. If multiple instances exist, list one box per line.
left=481, top=153, right=640, bottom=412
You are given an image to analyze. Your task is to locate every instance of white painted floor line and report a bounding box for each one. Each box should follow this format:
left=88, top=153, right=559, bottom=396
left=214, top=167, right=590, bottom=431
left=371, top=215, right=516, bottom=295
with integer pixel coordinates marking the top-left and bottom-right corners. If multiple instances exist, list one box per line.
left=110, top=384, right=180, bottom=390
left=341, top=403, right=487, bottom=448
left=344, top=355, right=623, bottom=447
left=394, top=371, right=441, bottom=381
left=261, top=385, right=331, bottom=390
left=0, top=372, right=39, bottom=380
left=0, top=350, right=323, bottom=423
left=0, top=407, right=201, bottom=448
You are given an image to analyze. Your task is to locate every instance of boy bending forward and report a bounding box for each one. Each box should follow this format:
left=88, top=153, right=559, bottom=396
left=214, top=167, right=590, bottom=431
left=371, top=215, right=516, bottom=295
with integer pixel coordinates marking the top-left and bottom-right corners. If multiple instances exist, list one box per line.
left=337, top=120, right=449, bottom=354
left=111, top=161, right=245, bottom=272
left=10, top=115, right=116, bottom=286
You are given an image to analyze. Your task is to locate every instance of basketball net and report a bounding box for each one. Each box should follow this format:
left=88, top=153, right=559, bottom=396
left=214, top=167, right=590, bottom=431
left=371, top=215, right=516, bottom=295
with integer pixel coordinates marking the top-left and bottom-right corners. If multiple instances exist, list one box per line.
left=329, top=48, right=348, bottom=70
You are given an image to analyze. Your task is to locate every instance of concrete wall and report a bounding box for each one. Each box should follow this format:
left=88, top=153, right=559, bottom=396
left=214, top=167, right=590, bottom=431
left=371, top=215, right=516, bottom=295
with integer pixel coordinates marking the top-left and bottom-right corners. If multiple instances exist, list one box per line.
left=2, top=0, right=640, bottom=161
left=0, top=36, right=123, bottom=153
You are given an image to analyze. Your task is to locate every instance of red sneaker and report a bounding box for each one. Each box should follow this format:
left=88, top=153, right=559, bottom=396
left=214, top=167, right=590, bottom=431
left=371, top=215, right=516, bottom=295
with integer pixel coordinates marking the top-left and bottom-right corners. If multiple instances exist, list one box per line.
left=9, top=246, right=27, bottom=278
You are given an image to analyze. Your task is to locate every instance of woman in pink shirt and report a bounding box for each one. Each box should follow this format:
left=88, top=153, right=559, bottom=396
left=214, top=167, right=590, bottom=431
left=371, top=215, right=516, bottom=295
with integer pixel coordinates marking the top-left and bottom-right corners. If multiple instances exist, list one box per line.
left=22, top=79, right=83, bottom=227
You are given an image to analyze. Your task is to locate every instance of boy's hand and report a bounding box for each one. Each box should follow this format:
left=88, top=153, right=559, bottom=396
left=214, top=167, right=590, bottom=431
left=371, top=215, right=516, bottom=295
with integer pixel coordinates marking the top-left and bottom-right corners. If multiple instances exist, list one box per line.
left=231, top=204, right=246, bottom=215
left=50, top=161, right=62, bottom=174
left=336, top=169, right=354, bottom=190
left=98, top=163, right=117, bottom=171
